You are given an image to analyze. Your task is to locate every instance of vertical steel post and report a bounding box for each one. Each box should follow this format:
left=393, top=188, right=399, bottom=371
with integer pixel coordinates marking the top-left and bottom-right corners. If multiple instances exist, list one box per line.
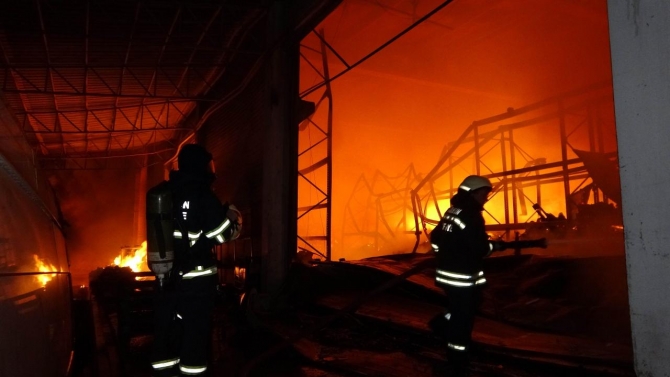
left=474, top=123, right=481, bottom=175
left=509, top=129, right=518, bottom=225
left=587, top=105, right=600, bottom=203
left=500, top=130, right=510, bottom=237
left=321, top=31, right=333, bottom=262
left=558, top=101, right=572, bottom=219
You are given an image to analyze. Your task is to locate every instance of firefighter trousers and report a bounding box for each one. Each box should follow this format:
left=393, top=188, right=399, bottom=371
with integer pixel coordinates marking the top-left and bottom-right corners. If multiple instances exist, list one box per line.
left=443, top=286, right=482, bottom=367
left=151, top=274, right=217, bottom=376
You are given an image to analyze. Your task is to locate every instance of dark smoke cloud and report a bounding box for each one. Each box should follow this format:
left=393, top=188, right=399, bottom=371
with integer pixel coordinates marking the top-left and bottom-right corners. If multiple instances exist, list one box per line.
left=50, top=169, right=138, bottom=286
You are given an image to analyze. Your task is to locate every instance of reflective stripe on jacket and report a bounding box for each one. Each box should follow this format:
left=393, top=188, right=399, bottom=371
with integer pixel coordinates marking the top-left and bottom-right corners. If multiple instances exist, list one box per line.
left=430, top=192, right=490, bottom=288
left=435, top=268, right=487, bottom=287
left=181, top=265, right=217, bottom=280
left=168, top=170, right=231, bottom=274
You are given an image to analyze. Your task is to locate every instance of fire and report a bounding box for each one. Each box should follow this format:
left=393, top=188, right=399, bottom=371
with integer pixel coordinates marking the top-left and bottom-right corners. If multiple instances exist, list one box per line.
left=113, top=241, right=149, bottom=272
left=33, top=254, right=57, bottom=287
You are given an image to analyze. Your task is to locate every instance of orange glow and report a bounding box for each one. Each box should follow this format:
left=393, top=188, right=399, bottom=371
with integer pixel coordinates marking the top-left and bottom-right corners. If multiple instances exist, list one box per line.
left=113, top=241, right=149, bottom=272
left=234, top=266, right=246, bottom=282
left=297, top=0, right=618, bottom=261
left=33, top=255, right=57, bottom=287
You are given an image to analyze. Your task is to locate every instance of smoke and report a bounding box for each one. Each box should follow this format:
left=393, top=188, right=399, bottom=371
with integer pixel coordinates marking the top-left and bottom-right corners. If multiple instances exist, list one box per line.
left=50, top=169, right=139, bottom=286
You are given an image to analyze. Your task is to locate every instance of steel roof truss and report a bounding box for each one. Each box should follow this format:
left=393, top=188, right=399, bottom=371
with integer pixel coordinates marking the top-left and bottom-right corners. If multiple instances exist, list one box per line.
left=167, top=101, right=187, bottom=118
left=1, top=68, right=42, bottom=91
left=84, top=1, right=90, bottom=158
left=126, top=105, right=143, bottom=148
left=107, top=3, right=141, bottom=157
left=37, top=1, right=67, bottom=157
left=117, top=107, right=138, bottom=130
left=59, top=112, right=84, bottom=132
left=157, top=67, right=187, bottom=98
left=129, top=4, right=181, bottom=149
left=170, top=5, right=222, bottom=97
left=89, top=110, right=112, bottom=132
left=299, top=50, right=325, bottom=79
left=144, top=105, right=161, bottom=128
left=88, top=68, right=118, bottom=94
left=51, top=68, right=81, bottom=94
left=28, top=113, right=54, bottom=133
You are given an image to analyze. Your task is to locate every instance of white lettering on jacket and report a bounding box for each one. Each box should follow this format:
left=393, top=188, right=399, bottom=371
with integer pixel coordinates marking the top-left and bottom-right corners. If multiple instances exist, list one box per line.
left=182, top=201, right=190, bottom=220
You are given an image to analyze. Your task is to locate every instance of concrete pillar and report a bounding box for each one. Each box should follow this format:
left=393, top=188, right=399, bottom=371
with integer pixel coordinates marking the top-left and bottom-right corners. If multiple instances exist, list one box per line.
left=608, top=2, right=670, bottom=376
left=261, top=1, right=299, bottom=297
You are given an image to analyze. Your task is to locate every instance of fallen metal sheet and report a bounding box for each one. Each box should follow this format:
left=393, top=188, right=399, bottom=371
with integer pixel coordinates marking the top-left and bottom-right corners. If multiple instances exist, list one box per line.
left=299, top=253, right=633, bottom=375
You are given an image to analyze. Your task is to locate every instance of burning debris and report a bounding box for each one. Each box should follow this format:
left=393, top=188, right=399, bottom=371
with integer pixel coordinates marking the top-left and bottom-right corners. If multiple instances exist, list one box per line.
left=86, top=241, right=153, bottom=300
left=89, top=244, right=156, bottom=349
left=112, top=241, right=149, bottom=272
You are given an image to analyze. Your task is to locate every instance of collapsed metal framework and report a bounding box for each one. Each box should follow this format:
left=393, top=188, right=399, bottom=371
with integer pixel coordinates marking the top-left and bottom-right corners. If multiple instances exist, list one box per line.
left=336, top=83, right=616, bottom=256
left=341, top=165, right=422, bottom=255
left=297, top=1, right=457, bottom=260
left=411, top=82, right=616, bottom=250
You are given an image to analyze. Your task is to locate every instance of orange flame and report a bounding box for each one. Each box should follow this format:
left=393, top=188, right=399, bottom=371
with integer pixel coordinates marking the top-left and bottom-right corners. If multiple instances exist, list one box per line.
left=113, top=241, right=149, bottom=272
left=33, top=255, right=57, bottom=287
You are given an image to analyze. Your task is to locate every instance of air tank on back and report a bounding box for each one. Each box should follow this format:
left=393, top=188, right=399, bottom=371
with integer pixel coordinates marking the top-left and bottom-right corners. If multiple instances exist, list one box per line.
left=146, top=181, right=174, bottom=288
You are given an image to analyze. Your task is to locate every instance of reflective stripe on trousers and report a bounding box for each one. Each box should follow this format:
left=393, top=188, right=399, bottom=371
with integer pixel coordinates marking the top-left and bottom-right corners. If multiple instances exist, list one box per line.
left=152, top=274, right=216, bottom=377
left=448, top=342, right=467, bottom=351
left=180, top=364, right=207, bottom=375
left=152, top=357, right=179, bottom=370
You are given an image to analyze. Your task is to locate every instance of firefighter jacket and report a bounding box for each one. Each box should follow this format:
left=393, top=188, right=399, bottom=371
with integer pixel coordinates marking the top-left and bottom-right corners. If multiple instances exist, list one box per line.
left=168, top=170, right=234, bottom=280
left=430, top=191, right=493, bottom=288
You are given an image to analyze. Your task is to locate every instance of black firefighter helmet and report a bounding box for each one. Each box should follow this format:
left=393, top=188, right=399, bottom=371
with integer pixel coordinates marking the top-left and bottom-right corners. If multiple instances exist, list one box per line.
left=178, top=144, right=213, bottom=175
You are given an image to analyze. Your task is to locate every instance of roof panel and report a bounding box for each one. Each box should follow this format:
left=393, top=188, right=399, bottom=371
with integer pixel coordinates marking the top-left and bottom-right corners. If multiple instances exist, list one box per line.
left=0, top=0, right=268, bottom=166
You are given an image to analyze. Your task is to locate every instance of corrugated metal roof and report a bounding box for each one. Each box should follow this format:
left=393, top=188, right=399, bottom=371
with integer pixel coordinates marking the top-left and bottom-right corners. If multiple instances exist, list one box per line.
left=0, top=0, right=266, bottom=169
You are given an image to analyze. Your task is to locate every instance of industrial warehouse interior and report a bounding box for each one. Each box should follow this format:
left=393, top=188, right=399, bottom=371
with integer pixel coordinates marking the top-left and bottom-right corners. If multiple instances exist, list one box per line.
left=0, top=1, right=667, bottom=376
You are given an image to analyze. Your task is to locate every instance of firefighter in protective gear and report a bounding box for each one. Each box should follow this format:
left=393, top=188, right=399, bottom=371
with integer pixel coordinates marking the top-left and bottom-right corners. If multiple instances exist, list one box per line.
left=150, top=144, right=241, bottom=377
left=429, top=175, right=502, bottom=374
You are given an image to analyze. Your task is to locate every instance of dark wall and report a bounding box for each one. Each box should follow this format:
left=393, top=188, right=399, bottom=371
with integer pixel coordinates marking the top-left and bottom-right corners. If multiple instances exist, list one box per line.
left=190, top=0, right=339, bottom=295
left=198, top=70, right=267, bottom=246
